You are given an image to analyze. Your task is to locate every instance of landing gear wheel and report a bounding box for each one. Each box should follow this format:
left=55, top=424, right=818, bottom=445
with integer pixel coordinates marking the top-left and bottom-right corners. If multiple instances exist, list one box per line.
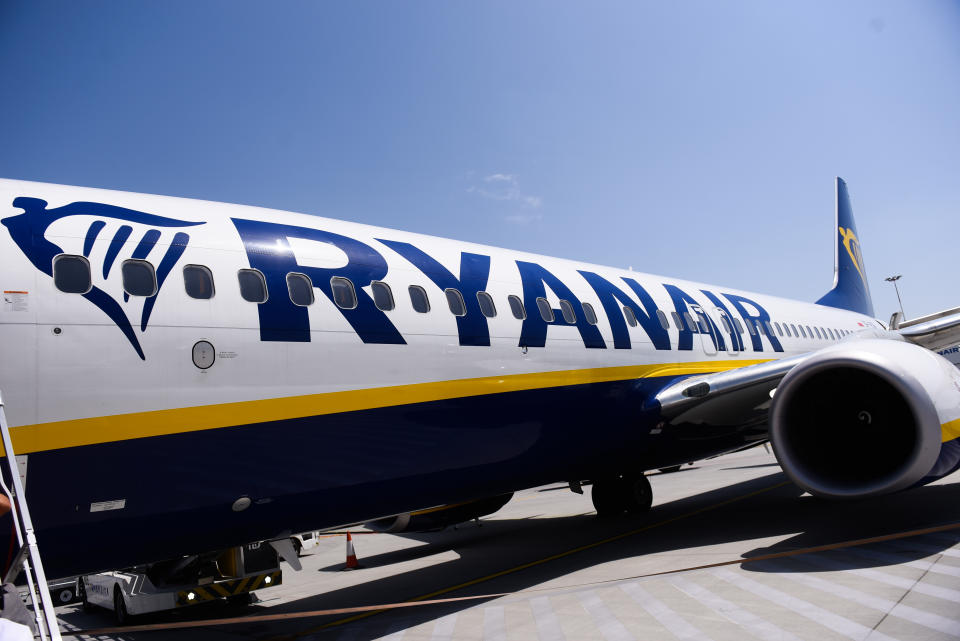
left=592, top=474, right=653, bottom=516
left=591, top=478, right=624, bottom=517
left=623, top=474, right=653, bottom=514
left=78, top=579, right=93, bottom=613
left=113, top=587, right=130, bottom=625
left=291, top=537, right=302, bottom=557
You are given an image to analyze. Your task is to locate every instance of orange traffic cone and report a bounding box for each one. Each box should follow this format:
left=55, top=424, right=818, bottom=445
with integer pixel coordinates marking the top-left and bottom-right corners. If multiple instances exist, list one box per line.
left=344, top=532, right=360, bottom=570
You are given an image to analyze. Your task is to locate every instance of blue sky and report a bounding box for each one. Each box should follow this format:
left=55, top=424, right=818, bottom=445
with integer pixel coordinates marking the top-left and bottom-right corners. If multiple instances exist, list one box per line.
left=2, top=1, right=958, bottom=320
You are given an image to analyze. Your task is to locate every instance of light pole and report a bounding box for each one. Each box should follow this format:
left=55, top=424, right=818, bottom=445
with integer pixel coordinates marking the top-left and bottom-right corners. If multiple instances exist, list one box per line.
left=885, top=274, right=904, bottom=318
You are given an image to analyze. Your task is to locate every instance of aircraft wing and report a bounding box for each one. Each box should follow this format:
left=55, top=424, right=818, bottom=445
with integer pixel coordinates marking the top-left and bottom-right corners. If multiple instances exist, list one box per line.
left=653, top=304, right=960, bottom=428
left=895, top=306, right=960, bottom=351
left=647, top=354, right=809, bottom=430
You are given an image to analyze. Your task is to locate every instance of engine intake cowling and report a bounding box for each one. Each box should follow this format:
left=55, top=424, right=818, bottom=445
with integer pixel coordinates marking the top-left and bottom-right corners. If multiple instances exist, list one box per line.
left=770, top=339, right=959, bottom=499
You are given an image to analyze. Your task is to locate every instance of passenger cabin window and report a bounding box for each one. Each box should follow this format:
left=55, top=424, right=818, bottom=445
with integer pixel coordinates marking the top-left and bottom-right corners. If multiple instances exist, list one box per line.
left=122, top=259, right=158, bottom=297
left=734, top=318, right=744, bottom=334
left=371, top=281, right=394, bottom=311
left=559, top=300, right=577, bottom=324
left=799, top=325, right=807, bottom=338
left=764, top=321, right=774, bottom=336
left=508, top=295, right=526, bottom=320
left=671, top=311, right=683, bottom=330
left=719, top=315, right=732, bottom=334
left=445, top=288, right=467, bottom=316
left=582, top=302, right=598, bottom=325
left=774, top=322, right=783, bottom=336
left=409, top=285, right=430, bottom=313
left=697, top=313, right=711, bottom=333
left=536, top=297, right=554, bottom=322
left=805, top=325, right=813, bottom=338
left=287, top=273, right=314, bottom=306
left=53, top=254, right=92, bottom=294
left=331, top=277, right=358, bottom=310
left=477, top=291, right=496, bottom=318
left=683, top=311, right=697, bottom=332
left=656, top=310, right=670, bottom=330
left=238, top=269, right=268, bottom=303
left=183, top=265, right=215, bottom=299
left=790, top=323, right=798, bottom=336
left=623, top=306, right=638, bottom=327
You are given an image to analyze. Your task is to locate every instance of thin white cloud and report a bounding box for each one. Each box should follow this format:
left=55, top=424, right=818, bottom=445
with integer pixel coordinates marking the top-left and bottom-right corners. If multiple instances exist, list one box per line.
left=466, top=173, right=542, bottom=223
left=484, top=173, right=516, bottom=184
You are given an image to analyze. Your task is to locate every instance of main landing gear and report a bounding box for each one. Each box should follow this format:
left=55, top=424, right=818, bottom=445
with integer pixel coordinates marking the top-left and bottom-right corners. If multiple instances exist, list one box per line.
left=591, top=473, right=653, bottom=517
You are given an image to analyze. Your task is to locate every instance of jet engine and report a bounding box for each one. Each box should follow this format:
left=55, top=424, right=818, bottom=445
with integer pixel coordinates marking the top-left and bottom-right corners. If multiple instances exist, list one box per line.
left=366, top=494, right=513, bottom=533
left=770, top=338, right=960, bottom=499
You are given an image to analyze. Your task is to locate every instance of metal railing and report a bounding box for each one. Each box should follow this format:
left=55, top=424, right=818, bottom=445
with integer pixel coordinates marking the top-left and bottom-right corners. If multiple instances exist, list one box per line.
left=0, top=390, right=62, bottom=640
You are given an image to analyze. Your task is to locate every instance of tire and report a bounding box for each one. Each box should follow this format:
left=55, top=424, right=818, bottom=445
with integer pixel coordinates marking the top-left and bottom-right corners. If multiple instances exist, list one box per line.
left=658, top=465, right=682, bottom=474
left=623, top=474, right=653, bottom=514
left=113, top=587, right=130, bottom=626
left=591, top=478, right=625, bottom=517
left=291, top=538, right=302, bottom=557
left=78, top=579, right=93, bottom=613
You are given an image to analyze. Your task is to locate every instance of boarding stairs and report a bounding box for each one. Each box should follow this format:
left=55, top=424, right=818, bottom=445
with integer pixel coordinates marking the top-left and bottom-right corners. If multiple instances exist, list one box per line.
left=0, top=390, right=62, bottom=640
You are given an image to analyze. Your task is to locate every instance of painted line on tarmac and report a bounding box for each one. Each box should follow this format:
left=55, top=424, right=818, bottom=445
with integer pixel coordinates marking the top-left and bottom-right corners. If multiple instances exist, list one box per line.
left=62, top=516, right=960, bottom=639
left=266, top=480, right=792, bottom=639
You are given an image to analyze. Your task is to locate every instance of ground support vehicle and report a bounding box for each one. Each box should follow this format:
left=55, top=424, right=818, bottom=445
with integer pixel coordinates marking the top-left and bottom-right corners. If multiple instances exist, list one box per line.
left=289, top=531, right=321, bottom=556
left=79, top=541, right=282, bottom=624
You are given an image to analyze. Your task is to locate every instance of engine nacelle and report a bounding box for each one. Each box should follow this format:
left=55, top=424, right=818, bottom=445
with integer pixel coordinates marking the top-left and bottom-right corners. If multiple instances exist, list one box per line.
left=770, top=338, right=960, bottom=499
left=366, top=494, right=513, bottom=533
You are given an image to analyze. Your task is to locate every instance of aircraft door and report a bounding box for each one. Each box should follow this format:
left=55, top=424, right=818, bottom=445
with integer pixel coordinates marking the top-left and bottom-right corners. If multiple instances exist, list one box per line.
left=689, top=304, right=719, bottom=356
left=716, top=308, right=740, bottom=355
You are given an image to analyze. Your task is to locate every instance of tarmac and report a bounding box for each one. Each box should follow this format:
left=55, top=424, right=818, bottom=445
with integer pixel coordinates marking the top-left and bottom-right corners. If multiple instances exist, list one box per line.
left=57, top=447, right=960, bottom=640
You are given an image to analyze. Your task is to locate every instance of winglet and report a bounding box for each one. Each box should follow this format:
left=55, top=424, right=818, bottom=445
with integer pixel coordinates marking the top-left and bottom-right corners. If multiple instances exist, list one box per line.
left=816, top=177, right=874, bottom=317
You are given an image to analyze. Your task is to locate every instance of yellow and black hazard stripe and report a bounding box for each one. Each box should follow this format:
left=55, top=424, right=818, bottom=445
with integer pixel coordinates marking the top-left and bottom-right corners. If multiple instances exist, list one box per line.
left=176, top=571, right=282, bottom=606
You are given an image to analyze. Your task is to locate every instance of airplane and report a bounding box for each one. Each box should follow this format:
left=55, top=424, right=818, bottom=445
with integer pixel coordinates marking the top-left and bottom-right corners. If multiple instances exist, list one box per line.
left=0, top=176, right=959, bottom=582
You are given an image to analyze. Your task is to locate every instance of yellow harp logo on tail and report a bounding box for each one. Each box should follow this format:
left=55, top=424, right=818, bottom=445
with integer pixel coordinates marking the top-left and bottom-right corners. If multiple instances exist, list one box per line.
left=839, top=226, right=867, bottom=288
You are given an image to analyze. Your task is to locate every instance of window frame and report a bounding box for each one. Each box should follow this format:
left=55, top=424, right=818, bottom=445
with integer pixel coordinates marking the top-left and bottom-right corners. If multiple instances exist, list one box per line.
left=656, top=309, right=670, bottom=331
left=558, top=299, right=577, bottom=324
left=52, top=254, right=93, bottom=295
left=183, top=264, right=215, bottom=300
left=409, top=285, right=431, bottom=313
left=536, top=297, right=554, bottom=322
left=286, top=272, right=315, bottom=307
left=670, top=311, right=683, bottom=330
left=237, top=268, right=269, bottom=303
left=582, top=302, right=598, bottom=325
left=371, top=280, right=395, bottom=311
left=444, top=288, right=467, bottom=317
left=121, top=259, right=158, bottom=297
left=330, top=276, right=358, bottom=310
left=508, top=295, right=526, bottom=320
left=477, top=291, right=497, bottom=318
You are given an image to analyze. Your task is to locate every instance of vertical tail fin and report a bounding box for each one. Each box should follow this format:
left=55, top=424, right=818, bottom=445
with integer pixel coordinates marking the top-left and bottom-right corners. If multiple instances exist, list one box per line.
left=816, top=177, right=874, bottom=317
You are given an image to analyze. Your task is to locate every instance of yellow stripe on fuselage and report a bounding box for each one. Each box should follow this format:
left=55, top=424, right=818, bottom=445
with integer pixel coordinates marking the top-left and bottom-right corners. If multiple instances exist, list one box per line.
left=0, top=358, right=770, bottom=457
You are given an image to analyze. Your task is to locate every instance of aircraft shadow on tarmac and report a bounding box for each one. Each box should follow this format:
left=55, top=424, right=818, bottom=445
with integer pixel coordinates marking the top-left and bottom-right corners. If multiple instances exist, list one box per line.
left=67, top=472, right=960, bottom=640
